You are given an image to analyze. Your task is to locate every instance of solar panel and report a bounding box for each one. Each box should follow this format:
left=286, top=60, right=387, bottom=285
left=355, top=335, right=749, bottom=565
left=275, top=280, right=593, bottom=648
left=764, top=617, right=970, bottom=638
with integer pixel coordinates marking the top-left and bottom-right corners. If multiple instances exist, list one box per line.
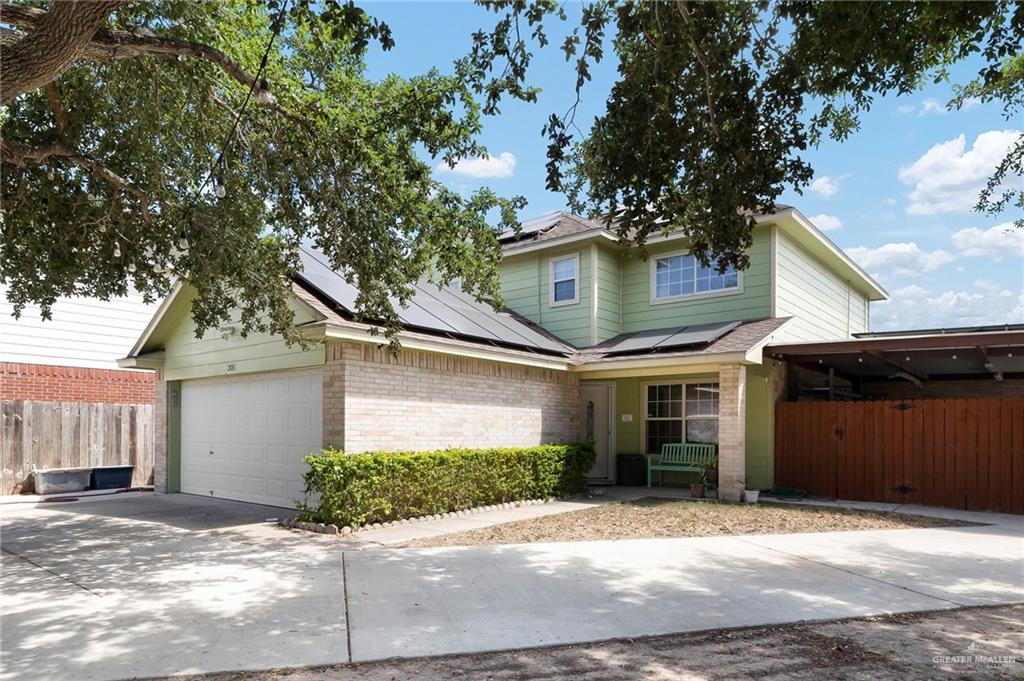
left=497, top=211, right=564, bottom=241
left=296, top=245, right=569, bottom=355
left=659, top=321, right=741, bottom=350
left=428, top=285, right=569, bottom=353
left=296, top=248, right=359, bottom=311
left=605, top=327, right=684, bottom=354
left=604, top=320, right=741, bottom=356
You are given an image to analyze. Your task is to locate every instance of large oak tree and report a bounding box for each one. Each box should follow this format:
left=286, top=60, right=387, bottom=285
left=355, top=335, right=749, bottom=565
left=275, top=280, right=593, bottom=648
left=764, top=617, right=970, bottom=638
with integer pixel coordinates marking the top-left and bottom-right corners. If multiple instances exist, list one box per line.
left=2, top=1, right=1020, bottom=344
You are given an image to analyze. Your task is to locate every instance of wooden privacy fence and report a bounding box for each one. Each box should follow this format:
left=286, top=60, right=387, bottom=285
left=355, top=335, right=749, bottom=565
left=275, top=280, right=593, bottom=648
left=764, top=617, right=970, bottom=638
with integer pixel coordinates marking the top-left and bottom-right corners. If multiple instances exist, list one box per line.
left=775, top=398, right=1024, bottom=514
left=0, top=400, right=154, bottom=494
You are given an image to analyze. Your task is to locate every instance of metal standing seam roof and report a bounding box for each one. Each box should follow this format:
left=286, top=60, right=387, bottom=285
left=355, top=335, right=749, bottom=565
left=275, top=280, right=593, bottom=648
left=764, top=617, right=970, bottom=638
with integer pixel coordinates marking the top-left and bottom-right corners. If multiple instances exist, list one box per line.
left=295, top=246, right=573, bottom=356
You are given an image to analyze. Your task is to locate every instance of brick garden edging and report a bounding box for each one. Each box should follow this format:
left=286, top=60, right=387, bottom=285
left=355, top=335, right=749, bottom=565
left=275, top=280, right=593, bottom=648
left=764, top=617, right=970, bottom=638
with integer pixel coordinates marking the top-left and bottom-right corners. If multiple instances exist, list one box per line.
left=279, top=497, right=561, bottom=536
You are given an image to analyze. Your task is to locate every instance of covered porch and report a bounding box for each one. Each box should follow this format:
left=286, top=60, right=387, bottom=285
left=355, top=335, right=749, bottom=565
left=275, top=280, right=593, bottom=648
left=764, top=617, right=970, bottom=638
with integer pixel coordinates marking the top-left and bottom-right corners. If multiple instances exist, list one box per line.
left=574, top=318, right=789, bottom=501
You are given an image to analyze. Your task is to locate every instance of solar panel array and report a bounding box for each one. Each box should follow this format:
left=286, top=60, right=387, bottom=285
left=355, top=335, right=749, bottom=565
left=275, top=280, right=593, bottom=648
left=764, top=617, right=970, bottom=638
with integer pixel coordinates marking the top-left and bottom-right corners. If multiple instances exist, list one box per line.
left=604, top=320, right=741, bottom=356
left=296, top=247, right=569, bottom=355
left=496, top=211, right=564, bottom=242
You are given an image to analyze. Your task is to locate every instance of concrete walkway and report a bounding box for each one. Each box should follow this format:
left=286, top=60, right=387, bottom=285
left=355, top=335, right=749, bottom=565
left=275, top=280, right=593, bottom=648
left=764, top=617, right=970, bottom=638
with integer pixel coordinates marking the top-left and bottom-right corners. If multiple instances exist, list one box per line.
left=2, top=492, right=1021, bottom=680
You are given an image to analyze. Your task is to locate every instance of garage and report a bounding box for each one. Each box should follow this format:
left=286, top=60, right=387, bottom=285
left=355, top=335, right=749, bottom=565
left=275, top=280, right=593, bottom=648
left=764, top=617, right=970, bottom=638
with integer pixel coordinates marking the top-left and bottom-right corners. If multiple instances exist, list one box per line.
left=180, top=368, right=322, bottom=508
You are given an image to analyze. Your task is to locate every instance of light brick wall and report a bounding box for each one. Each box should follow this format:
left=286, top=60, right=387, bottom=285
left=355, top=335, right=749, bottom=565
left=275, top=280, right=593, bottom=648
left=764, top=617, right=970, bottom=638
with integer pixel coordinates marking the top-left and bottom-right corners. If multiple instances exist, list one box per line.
left=718, top=364, right=747, bottom=502
left=323, top=344, right=346, bottom=448
left=324, top=342, right=580, bottom=452
left=153, top=372, right=168, bottom=493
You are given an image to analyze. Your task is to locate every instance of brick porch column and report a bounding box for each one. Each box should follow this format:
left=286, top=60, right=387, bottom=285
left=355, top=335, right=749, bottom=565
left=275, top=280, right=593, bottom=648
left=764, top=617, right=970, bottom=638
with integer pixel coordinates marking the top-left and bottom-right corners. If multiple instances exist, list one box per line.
left=717, top=364, right=747, bottom=502
left=322, top=343, right=346, bottom=449
left=153, top=372, right=168, bottom=494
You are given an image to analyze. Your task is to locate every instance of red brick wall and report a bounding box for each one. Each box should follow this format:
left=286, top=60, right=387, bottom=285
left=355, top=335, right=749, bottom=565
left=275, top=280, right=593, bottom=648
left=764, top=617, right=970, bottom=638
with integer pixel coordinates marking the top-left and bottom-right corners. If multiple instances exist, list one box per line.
left=0, top=362, right=155, bottom=404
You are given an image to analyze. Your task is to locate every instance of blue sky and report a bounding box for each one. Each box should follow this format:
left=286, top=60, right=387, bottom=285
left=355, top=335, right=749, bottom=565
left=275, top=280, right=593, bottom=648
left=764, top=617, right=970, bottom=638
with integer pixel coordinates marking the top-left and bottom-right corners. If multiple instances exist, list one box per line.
left=363, top=1, right=1023, bottom=331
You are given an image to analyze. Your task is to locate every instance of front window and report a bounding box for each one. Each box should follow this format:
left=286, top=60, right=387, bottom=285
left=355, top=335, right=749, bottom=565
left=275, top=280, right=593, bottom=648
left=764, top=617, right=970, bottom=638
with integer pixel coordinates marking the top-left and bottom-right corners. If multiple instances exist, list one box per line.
left=654, top=253, right=738, bottom=300
left=551, top=255, right=578, bottom=305
left=645, top=382, right=720, bottom=453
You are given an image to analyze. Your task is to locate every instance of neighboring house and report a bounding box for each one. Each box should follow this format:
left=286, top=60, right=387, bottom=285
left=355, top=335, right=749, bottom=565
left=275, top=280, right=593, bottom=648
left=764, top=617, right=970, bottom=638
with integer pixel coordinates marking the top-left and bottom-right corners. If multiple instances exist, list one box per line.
left=0, top=287, right=159, bottom=493
left=121, top=206, right=889, bottom=508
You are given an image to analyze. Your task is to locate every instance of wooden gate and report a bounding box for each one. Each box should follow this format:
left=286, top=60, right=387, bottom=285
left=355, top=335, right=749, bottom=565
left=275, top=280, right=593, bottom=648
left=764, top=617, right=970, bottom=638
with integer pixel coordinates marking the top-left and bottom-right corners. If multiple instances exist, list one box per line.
left=775, top=398, right=1024, bottom=514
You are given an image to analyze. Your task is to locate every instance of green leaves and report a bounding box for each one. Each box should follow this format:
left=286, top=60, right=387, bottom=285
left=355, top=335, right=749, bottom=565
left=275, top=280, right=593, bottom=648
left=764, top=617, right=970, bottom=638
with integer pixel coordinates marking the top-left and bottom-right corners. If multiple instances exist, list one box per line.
left=2, top=0, right=522, bottom=346
left=297, top=443, right=596, bottom=527
left=473, top=0, right=1022, bottom=272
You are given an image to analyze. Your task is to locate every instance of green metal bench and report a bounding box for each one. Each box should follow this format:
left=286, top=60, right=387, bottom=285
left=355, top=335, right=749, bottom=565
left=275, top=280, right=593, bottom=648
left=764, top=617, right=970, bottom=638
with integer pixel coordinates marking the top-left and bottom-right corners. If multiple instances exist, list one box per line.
left=647, top=443, right=717, bottom=487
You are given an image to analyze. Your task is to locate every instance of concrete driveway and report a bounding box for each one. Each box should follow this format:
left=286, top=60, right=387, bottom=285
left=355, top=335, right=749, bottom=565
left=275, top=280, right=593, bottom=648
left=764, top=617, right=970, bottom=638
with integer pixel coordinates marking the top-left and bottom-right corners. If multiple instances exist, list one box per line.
left=0, top=493, right=346, bottom=681
left=2, top=493, right=1022, bottom=681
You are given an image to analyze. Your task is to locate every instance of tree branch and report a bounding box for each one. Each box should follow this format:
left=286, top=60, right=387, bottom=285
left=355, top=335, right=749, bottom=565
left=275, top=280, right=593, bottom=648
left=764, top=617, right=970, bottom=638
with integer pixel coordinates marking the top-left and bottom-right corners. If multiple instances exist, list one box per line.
left=1, top=2, right=294, bottom=119
left=675, top=0, right=719, bottom=139
left=2, top=138, right=155, bottom=221
left=0, top=0, right=128, bottom=104
left=44, top=82, right=68, bottom=136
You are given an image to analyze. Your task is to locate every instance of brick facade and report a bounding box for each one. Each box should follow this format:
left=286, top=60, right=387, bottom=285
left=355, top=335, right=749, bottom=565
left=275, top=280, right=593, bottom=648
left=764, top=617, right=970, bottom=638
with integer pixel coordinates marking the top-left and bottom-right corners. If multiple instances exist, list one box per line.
left=324, top=342, right=580, bottom=452
left=717, top=364, right=747, bottom=502
left=1, top=362, right=155, bottom=404
left=153, top=373, right=168, bottom=493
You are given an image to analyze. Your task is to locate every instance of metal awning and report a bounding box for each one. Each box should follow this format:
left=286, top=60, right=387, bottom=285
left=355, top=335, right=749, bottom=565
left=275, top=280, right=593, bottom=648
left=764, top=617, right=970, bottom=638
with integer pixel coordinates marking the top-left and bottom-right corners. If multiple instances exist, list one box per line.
left=767, top=326, right=1024, bottom=383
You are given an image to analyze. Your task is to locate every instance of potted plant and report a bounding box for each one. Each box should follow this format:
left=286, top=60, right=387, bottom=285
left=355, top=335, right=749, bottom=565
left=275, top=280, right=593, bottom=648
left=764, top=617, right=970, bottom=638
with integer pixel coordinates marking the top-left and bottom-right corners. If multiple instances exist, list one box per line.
left=690, top=479, right=705, bottom=499
left=697, top=461, right=718, bottom=491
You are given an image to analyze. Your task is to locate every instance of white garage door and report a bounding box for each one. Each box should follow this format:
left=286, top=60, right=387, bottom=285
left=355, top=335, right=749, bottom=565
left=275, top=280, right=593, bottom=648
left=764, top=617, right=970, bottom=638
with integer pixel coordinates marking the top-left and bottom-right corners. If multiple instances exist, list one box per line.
left=180, top=368, right=322, bottom=508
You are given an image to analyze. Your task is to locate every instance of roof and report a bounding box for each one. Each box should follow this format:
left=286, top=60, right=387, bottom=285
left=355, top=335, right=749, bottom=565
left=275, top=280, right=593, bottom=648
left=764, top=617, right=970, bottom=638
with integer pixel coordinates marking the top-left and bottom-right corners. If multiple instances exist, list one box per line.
left=295, top=246, right=574, bottom=357
left=497, top=211, right=606, bottom=245
left=576, top=317, right=791, bottom=365
left=854, top=323, right=1024, bottom=339
left=767, top=328, right=1024, bottom=380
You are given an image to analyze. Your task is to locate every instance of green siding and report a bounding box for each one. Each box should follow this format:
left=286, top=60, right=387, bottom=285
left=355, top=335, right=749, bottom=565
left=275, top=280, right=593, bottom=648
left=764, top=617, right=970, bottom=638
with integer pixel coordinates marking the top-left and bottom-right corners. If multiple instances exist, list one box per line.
left=773, top=229, right=867, bottom=342
left=620, top=228, right=772, bottom=333
left=595, top=243, right=622, bottom=342
left=499, top=245, right=593, bottom=347
left=158, top=289, right=324, bottom=381
left=744, top=363, right=773, bottom=490
left=166, top=381, right=182, bottom=493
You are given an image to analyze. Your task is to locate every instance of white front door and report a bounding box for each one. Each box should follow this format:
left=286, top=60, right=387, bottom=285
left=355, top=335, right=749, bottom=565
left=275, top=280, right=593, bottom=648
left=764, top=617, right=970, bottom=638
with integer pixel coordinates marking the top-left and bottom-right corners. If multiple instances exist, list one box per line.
left=180, top=368, right=323, bottom=508
left=580, top=382, right=614, bottom=482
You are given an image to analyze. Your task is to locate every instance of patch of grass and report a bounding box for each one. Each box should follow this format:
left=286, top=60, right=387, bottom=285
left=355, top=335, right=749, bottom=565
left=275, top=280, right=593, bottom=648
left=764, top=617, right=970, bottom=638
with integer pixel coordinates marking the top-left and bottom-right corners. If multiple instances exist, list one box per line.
left=400, top=498, right=966, bottom=548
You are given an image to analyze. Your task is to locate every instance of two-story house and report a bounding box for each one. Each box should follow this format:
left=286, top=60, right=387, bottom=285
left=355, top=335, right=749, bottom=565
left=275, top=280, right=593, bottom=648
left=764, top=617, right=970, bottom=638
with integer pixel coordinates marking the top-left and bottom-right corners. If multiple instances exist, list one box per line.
left=120, top=206, right=885, bottom=507
left=495, top=207, right=885, bottom=495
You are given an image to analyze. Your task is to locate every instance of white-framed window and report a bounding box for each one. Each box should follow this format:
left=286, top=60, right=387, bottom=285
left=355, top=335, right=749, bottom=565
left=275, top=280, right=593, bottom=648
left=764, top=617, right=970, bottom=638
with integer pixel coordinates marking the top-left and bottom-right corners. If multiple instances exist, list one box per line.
left=643, top=381, right=720, bottom=453
left=550, top=254, right=579, bottom=306
left=651, top=251, right=740, bottom=302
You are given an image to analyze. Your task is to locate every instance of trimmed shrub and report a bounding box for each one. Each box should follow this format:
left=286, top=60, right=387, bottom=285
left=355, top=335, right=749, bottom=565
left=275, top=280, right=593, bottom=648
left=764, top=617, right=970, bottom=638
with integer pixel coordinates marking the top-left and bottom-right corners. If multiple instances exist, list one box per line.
left=297, top=443, right=596, bottom=527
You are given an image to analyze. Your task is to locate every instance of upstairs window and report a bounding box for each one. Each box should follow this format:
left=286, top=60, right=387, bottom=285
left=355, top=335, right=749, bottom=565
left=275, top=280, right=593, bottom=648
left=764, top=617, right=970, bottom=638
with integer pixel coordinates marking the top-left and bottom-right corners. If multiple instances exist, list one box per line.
left=653, top=252, right=739, bottom=301
left=550, top=255, right=579, bottom=305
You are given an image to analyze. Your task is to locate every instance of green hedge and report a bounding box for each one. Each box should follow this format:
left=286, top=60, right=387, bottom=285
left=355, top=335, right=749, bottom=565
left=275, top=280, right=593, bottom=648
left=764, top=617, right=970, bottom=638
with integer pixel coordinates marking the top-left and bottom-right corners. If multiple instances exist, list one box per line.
left=297, top=443, right=596, bottom=528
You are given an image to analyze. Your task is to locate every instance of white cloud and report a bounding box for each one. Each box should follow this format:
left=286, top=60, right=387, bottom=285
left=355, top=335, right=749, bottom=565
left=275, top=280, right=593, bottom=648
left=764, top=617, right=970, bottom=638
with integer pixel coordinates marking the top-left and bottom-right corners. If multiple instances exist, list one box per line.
left=846, top=242, right=955, bottom=280
left=898, top=130, right=1022, bottom=215
left=951, top=222, right=1024, bottom=261
left=809, top=213, right=842, bottom=231
left=897, top=104, right=916, bottom=115
left=809, top=174, right=847, bottom=198
left=436, top=151, right=517, bottom=179
left=872, top=280, right=1024, bottom=330
left=919, top=98, right=947, bottom=115
left=882, top=197, right=898, bottom=206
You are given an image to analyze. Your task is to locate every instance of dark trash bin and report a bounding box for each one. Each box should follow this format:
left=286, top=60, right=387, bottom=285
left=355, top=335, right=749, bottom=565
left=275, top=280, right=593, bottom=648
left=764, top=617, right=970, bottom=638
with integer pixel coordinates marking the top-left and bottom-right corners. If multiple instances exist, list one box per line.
left=90, top=465, right=134, bottom=490
left=616, top=454, right=646, bottom=486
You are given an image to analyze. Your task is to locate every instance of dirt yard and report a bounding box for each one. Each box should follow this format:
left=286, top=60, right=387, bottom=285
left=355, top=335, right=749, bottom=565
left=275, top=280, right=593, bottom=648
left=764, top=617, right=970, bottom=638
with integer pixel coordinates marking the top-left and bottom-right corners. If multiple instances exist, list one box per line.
left=161, top=604, right=1023, bottom=681
left=398, top=498, right=960, bottom=548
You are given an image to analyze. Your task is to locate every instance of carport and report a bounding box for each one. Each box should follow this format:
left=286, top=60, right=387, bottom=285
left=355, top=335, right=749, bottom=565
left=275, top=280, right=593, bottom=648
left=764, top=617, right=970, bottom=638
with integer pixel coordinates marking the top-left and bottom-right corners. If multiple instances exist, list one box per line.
left=766, top=325, right=1024, bottom=514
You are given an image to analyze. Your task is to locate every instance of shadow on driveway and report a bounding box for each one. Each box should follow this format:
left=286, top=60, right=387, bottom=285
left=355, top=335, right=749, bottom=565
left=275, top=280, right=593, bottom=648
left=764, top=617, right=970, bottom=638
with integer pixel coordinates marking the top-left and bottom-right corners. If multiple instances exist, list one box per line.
left=0, top=494, right=347, bottom=681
